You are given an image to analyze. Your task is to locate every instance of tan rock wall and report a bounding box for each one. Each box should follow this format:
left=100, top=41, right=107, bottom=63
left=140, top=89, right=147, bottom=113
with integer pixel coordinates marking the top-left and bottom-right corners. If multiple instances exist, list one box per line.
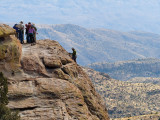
left=0, top=24, right=109, bottom=120
left=0, top=24, right=22, bottom=75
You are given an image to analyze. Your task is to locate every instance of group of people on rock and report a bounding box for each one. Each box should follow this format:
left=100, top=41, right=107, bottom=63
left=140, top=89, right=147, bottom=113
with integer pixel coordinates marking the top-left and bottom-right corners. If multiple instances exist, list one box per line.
left=13, top=21, right=77, bottom=62
left=13, top=21, right=37, bottom=45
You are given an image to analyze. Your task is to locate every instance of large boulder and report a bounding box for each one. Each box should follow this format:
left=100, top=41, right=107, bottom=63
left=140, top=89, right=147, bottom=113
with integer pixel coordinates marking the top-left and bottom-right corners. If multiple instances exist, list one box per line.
left=0, top=24, right=16, bottom=37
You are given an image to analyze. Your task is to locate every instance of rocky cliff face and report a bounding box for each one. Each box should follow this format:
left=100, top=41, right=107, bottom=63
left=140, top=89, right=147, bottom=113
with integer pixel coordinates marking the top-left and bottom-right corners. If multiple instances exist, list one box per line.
left=0, top=24, right=109, bottom=120
left=0, top=24, right=22, bottom=76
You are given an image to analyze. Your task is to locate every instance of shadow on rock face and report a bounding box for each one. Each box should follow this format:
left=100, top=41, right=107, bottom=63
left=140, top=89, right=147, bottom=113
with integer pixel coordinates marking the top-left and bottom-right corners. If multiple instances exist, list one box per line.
left=0, top=24, right=109, bottom=120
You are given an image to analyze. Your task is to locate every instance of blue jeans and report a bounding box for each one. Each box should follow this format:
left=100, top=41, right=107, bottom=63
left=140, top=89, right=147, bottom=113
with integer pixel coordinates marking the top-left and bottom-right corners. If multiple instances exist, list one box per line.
left=18, top=30, right=24, bottom=43
left=29, top=33, right=34, bottom=43
left=26, top=34, right=30, bottom=43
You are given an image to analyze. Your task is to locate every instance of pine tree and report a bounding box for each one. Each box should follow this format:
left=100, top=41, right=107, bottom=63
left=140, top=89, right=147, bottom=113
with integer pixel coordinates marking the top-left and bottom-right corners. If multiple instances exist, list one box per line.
left=0, top=72, right=8, bottom=105
left=0, top=72, right=20, bottom=120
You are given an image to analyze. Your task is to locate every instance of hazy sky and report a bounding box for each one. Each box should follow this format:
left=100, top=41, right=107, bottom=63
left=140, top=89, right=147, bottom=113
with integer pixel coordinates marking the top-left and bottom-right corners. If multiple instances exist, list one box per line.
left=0, top=0, right=160, bottom=33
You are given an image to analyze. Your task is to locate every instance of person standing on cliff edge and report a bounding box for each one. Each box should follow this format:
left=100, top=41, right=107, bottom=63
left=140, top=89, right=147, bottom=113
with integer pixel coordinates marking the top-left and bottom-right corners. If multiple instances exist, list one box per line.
left=16, top=21, right=24, bottom=44
left=28, top=25, right=36, bottom=46
left=32, top=23, right=37, bottom=44
left=71, top=48, right=77, bottom=62
left=25, top=22, right=32, bottom=43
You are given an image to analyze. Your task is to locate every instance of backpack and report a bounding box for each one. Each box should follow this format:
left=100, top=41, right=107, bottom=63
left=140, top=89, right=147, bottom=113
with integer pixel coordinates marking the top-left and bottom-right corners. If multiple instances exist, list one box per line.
left=32, top=25, right=37, bottom=31
left=13, top=24, right=19, bottom=32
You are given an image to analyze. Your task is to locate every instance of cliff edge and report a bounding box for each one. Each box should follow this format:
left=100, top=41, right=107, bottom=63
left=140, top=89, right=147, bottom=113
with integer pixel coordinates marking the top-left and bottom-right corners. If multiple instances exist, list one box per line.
left=0, top=24, right=109, bottom=120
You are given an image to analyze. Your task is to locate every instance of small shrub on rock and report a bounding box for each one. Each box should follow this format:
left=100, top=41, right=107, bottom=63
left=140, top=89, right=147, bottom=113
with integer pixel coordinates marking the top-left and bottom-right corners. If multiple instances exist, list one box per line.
left=0, top=72, right=20, bottom=120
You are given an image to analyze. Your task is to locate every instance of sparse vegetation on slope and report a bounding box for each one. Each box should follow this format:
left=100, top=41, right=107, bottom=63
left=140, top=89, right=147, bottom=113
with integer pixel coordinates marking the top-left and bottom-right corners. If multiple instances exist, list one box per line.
left=83, top=67, right=160, bottom=118
left=88, top=58, right=160, bottom=81
left=128, top=77, right=160, bottom=85
left=112, top=112, right=160, bottom=120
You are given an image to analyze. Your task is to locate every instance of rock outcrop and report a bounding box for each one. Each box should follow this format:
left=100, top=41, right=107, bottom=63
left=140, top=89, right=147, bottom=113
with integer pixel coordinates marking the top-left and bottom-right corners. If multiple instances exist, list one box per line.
left=0, top=24, right=22, bottom=76
left=0, top=24, right=109, bottom=120
left=0, top=24, right=16, bottom=37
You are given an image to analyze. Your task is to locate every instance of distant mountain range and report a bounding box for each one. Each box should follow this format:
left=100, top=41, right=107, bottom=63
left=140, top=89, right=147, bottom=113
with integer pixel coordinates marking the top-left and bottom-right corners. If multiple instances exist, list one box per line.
left=36, top=24, right=160, bottom=65
left=88, top=58, right=160, bottom=81
left=83, top=67, right=160, bottom=118
left=1, top=0, right=160, bottom=34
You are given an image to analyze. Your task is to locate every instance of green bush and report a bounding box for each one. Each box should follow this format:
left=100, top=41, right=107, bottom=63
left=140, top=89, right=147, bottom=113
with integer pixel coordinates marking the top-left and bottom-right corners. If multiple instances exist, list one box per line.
left=0, top=72, right=8, bottom=105
left=0, top=72, right=20, bottom=120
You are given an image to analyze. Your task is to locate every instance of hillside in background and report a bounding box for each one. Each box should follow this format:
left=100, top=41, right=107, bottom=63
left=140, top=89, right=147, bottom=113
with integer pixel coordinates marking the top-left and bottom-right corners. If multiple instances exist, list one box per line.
left=88, top=58, right=160, bottom=81
left=112, top=112, right=160, bottom=120
left=128, top=77, right=160, bottom=85
left=36, top=24, right=160, bottom=65
left=83, top=67, right=160, bottom=118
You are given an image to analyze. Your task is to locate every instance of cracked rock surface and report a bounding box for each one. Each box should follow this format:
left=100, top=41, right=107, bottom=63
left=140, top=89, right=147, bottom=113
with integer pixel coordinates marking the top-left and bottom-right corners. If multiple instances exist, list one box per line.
left=0, top=24, right=109, bottom=120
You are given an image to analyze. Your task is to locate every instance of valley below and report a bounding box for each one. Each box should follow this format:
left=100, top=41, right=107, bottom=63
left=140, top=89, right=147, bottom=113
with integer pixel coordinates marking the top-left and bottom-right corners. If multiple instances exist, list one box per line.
left=83, top=67, right=160, bottom=119
left=31, top=24, right=160, bottom=119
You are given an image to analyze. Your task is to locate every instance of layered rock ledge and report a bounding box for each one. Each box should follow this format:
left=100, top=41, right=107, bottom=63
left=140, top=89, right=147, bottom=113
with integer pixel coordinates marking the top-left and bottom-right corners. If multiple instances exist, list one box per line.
left=0, top=24, right=109, bottom=120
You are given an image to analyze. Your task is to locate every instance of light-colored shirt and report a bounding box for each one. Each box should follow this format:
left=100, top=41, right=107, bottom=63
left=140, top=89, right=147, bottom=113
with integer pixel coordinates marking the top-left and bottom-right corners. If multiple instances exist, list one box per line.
left=16, top=23, right=24, bottom=30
